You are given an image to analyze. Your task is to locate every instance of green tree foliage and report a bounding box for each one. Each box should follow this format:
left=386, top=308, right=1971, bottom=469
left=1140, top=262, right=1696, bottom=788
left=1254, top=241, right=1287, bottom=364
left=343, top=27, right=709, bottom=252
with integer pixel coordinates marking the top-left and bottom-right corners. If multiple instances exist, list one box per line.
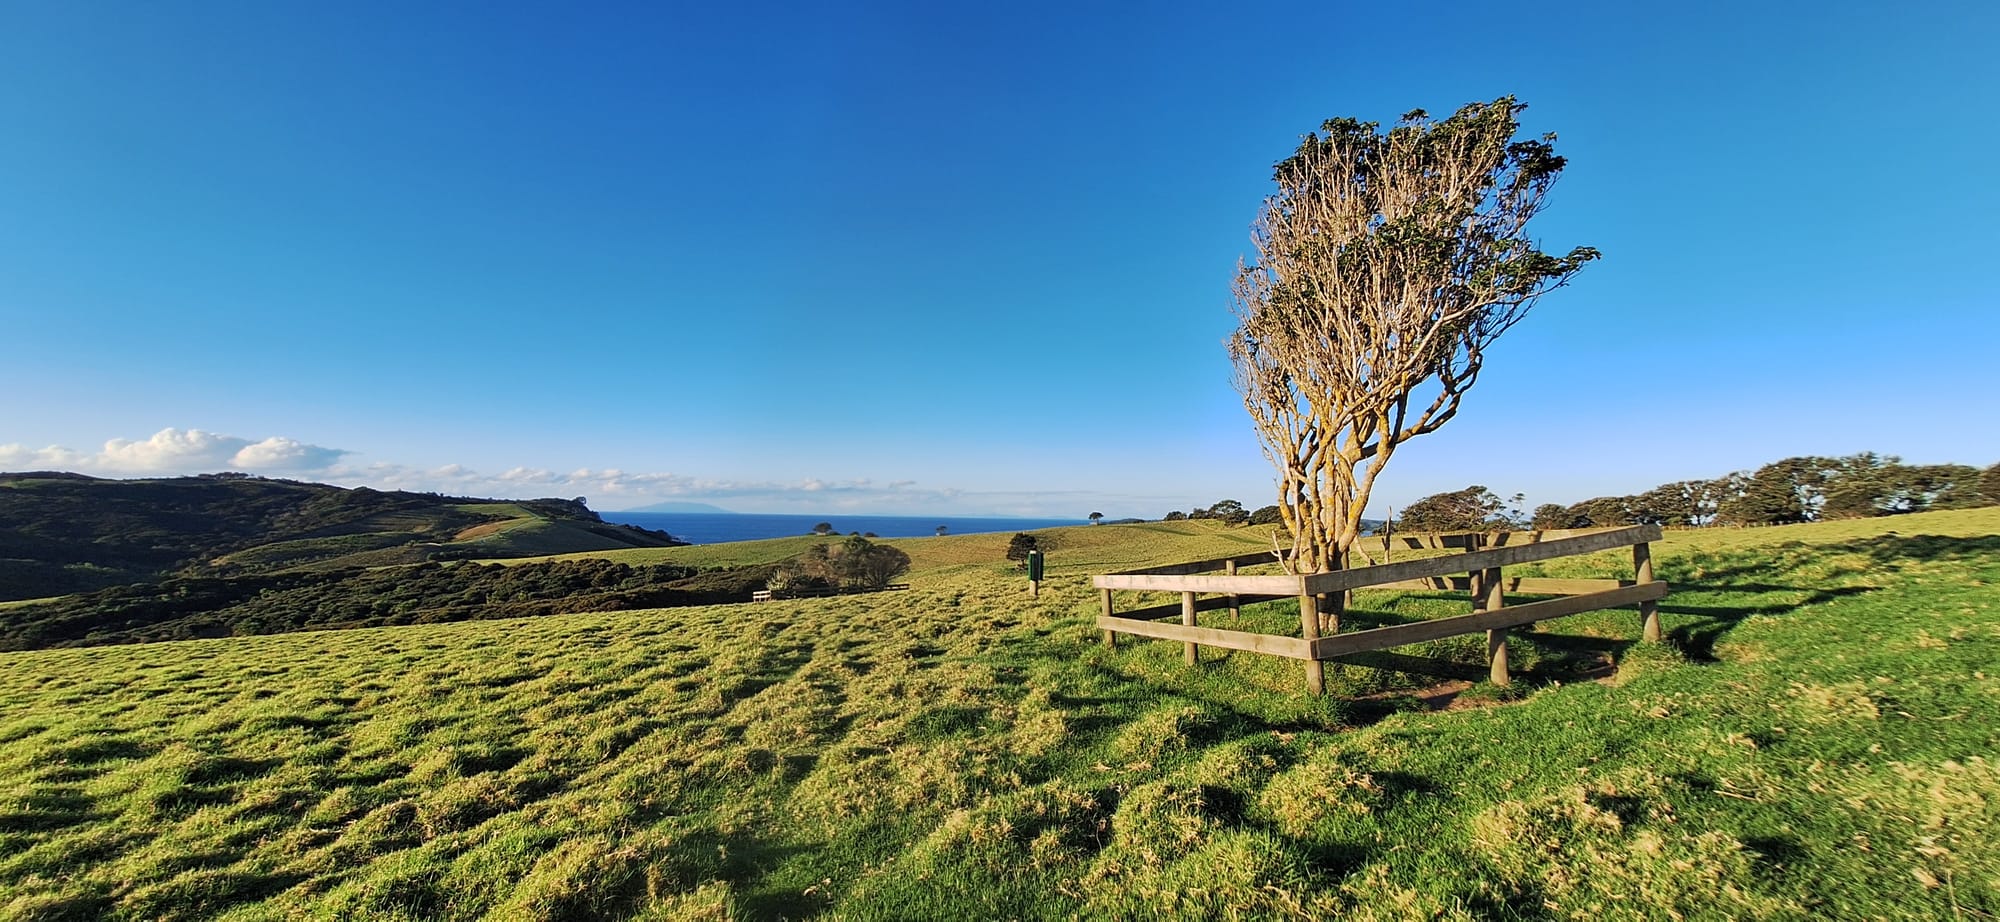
left=774, top=536, right=910, bottom=593
left=1088, top=512, right=1103, bottom=524
left=1919, top=465, right=1985, bottom=510
left=1620, top=479, right=1727, bottom=527
left=1188, top=500, right=1250, bottom=526
left=1712, top=454, right=1980, bottom=525
left=1529, top=503, right=1571, bottom=530
left=1164, top=511, right=1186, bottom=521
left=839, top=535, right=911, bottom=589
left=811, top=522, right=836, bottom=536
left=1983, top=464, right=2000, bottom=506
left=1562, top=496, right=1637, bottom=528
left=1820, top=453, right=1908, bottom=519
left=1005, top=533, right=1039, bottom=568
left=1249, top=504, right=1283, bottom=526
left=1395, top=486, right=1522, bottom=533
left=1716, top=457, right=1829, bottom=525
left=1822, top=459, right=1982, bottom=518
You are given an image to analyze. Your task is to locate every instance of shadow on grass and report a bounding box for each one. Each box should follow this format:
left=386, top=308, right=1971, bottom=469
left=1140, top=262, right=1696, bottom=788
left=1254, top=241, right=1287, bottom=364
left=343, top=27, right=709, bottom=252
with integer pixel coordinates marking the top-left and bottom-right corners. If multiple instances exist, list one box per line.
left=1665, top=533, right=2000, bottom=587
left=0, top=787, right=100, bottom=834
left=1863, top=533, right=2000, bottom=566
left=1657, top=581, right=1877, bottom=661
left=1354, top=562, right=1884, bottom=665
left=704, top=832, right=822, bottom=921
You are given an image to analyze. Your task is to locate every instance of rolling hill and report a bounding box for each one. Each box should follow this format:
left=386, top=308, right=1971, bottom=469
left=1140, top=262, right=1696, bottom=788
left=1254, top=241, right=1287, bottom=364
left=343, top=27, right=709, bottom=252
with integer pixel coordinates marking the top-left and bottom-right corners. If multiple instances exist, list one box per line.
left=0, top=509, right=1995, bottom=918
left=0, top=472, right=685, bottom=603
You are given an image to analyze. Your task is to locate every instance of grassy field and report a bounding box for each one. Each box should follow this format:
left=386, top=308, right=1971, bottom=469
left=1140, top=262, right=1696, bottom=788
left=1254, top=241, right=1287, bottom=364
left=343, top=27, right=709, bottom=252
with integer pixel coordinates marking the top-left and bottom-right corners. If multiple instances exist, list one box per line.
left=498, top=519, right=1288, bottom=578
left=2, top=510, right=1997, bottom=919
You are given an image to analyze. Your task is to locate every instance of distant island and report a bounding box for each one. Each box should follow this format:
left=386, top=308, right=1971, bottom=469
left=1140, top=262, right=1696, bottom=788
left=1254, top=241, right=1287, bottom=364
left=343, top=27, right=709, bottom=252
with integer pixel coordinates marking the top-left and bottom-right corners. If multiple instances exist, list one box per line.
left=621, top=500, right=736, bottom=514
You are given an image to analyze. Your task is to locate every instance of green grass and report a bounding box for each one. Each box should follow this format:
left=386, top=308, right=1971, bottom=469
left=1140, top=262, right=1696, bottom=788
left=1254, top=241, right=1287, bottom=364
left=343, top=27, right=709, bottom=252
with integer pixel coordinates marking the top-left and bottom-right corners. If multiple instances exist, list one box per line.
left=2, top=510, right=1997, bottom=919
left=501, top=519, right=1285, bottom=579
left=212, top=534, right=428, bottom=571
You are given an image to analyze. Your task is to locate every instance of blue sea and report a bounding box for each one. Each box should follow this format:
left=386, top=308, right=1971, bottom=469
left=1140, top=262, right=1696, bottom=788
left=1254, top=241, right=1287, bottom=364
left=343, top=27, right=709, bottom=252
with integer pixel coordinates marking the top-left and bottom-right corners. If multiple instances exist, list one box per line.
left=602, top=511, right=1084, bottom=545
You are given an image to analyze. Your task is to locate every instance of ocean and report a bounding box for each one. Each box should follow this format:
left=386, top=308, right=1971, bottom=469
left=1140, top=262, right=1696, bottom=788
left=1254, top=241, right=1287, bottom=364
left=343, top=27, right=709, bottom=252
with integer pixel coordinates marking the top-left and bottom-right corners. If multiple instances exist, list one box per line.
left=601, top=511, right=1085, bottom=545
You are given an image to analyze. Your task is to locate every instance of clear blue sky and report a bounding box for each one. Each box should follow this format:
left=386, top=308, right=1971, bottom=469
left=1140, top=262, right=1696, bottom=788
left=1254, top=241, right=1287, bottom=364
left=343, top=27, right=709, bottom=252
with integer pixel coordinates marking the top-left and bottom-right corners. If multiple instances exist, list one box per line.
left=3, top=1, right=1995, bottom=516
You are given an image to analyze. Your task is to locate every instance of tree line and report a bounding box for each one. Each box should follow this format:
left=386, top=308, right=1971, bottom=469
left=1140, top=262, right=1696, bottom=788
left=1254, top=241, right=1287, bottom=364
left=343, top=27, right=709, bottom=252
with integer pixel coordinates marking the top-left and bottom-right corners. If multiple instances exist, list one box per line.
left=1153, top=454, right=1998, bottom=534
left=1402, top=454, right=1999, bottom=533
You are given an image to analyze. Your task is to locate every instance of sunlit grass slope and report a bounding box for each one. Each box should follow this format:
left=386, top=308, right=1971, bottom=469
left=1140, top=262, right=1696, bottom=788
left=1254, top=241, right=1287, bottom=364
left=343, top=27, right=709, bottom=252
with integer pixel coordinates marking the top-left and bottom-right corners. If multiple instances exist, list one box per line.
left=2, top=510, right=1997, bottom=919
left=500, top=518, right=1285, bottom=578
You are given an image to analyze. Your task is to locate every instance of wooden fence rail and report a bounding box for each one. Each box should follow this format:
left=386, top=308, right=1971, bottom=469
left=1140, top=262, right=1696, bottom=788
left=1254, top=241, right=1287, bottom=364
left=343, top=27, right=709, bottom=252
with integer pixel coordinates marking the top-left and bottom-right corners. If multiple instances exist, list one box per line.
left=1093, top=525, right=1668, bottom=695
left=751, top=583, right=909, bottom=603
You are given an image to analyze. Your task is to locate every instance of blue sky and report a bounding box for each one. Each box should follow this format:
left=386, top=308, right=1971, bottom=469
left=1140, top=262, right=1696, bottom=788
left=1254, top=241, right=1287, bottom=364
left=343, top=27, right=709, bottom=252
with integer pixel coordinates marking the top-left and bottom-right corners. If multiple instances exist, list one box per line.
left=3, top=1, right=1995, bottom=517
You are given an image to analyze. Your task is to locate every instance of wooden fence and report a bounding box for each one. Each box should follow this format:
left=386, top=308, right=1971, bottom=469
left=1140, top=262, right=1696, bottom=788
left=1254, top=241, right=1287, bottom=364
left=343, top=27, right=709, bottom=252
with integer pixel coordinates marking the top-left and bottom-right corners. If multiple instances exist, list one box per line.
left=751, top=583, right=910, bottom=602
left=1092, top=525, right=1667, bottom=695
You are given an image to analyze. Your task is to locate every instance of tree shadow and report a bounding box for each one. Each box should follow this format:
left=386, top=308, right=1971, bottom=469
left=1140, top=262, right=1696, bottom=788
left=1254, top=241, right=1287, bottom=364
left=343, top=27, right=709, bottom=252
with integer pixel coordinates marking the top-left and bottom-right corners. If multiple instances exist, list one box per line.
left=1862, top=533, right=2000, bottom=566
left=718, top=835, right=841, bottom=921
left=1659, top=584, right=1878, bottom=661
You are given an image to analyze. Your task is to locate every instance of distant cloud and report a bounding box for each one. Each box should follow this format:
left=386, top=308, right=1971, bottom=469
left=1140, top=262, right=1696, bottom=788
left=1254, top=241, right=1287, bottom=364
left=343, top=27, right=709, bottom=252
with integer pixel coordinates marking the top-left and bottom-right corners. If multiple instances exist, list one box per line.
left=2, top=427, right=348, bottom=475
left=318, top=463, right=1084, bottom=515
left=0, top=442, right=89, bottom=470
left=228, top=436, right=347, bottom=471
left=1, top=427, right=1158, bottom=517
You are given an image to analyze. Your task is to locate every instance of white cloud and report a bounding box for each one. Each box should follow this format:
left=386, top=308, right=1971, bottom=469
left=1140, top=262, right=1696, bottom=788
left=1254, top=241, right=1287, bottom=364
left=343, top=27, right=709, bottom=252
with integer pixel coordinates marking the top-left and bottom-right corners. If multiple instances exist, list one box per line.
left=4, top=427, right=348, bottom=475
left=231, top=436, right=347, bottom=471
left=2, top=427, right=1153, bottom=517
left=0, top=443, right=90, bottom=470
left=100, top=428, right=241, bottom=471
left=496, top=467, right=560, bottom=483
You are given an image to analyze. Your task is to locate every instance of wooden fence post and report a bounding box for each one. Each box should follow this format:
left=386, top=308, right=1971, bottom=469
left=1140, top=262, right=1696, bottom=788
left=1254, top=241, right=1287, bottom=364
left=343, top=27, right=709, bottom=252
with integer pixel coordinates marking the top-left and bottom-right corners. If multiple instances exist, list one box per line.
left=1300, top=592, right=1324, bottom=696
left=1102, top=589, right=1117, bottom=648
left=1635, top=542, right=1660, bottom=643
left=1466, top=533, right=1486, bottom=611
left=1182, top=591, right=1198, bottom=665
left=1484, top=566, right=1508, bottom=686
left=1226, top=560, right=1240, bottom=621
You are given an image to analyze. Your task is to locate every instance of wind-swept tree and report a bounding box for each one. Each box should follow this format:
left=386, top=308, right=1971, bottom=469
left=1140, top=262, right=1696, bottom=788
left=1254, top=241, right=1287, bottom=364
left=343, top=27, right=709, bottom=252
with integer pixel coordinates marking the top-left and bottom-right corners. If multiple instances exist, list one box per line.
left=1088, top=511, right=1104, bottom=525
left=1635, top=479, right=1730, bottom=527
left=1189, top=499, right=1251, bottom=526
left=1394, top=485, right=1522, bottom=534
left=1005, top=533, right=1040, bottom=568
left=1716, top=457, right=1835, bottom=526
left=1563, top=496, right=1637, bottom=529
left=1229, top=98, right=1597, bottom=574
left=773, top=535, right=909, bottom=592
left=1530, top=503, right=1573, bottom=530
left=836, top=535, right=910, bottom=589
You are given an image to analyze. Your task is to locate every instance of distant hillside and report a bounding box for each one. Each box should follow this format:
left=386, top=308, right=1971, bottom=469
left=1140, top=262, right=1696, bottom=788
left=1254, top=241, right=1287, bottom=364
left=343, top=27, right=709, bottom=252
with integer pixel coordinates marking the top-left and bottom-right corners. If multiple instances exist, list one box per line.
left=0, top=557, right=768, bottom=651
left=0, top=472, right=685, bottom=602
